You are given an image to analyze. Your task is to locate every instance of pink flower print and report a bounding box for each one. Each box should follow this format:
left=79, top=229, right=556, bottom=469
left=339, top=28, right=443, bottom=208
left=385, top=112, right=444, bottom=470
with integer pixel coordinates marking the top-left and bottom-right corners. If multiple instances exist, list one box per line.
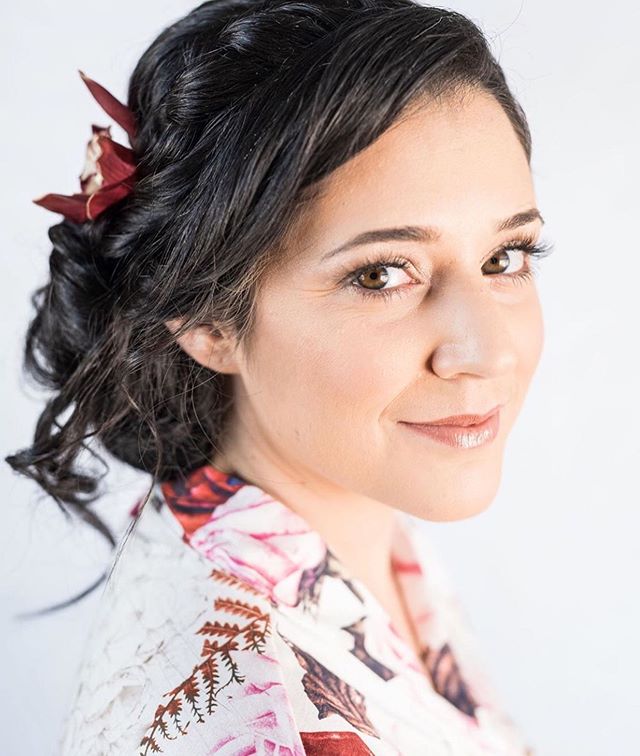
left=208, top=679, right=305, bottom=755
left=188, top=486, right=327, bottom=607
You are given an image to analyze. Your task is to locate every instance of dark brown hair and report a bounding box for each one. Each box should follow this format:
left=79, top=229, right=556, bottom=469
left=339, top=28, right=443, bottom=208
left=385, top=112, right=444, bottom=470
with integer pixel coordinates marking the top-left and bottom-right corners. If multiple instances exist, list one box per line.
left=6, top=0, right=531, bottom=616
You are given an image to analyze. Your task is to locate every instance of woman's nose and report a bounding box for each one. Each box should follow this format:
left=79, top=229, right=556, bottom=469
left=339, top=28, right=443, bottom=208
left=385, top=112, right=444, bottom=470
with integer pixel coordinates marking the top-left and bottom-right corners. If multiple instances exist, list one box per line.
left=427, top=279, right=519, bottom=380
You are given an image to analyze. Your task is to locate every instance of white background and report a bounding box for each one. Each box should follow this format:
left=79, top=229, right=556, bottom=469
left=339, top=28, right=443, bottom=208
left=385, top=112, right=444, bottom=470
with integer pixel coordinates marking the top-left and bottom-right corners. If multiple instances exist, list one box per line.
left=1, top=2, right=639, bottom=754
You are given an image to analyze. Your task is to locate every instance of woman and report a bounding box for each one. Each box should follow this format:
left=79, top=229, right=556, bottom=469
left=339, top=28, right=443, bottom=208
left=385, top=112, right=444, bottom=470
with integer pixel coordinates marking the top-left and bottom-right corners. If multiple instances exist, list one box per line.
left=7, top=0, right=553, bottom=753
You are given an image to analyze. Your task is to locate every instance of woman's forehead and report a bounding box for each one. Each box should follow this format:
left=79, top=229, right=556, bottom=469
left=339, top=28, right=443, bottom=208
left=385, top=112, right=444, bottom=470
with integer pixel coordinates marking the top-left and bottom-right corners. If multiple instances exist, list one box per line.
left=285, top=95, right=535, bottom=266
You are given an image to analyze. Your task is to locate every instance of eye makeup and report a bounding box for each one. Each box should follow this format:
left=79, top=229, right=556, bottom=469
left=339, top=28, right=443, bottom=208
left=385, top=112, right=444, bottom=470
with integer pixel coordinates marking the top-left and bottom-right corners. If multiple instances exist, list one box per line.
left=336, top=233, right=555, bottom=302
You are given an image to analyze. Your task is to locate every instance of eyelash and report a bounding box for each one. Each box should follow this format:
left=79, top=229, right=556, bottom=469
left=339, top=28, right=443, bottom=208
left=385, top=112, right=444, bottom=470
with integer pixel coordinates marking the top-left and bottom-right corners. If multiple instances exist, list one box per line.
left=341, top=236, right=556, bottom=302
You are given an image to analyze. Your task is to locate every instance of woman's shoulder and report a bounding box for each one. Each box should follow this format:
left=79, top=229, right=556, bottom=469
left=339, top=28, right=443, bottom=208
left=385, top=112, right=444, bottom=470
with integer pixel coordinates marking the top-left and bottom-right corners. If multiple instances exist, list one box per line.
left=57, top=491, right=304, bottom=756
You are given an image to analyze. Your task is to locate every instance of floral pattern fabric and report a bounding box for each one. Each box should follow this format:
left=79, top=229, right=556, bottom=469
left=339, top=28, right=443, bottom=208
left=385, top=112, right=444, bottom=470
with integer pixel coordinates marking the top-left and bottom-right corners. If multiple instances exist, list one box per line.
left=57, top=462, right=534, bottom=755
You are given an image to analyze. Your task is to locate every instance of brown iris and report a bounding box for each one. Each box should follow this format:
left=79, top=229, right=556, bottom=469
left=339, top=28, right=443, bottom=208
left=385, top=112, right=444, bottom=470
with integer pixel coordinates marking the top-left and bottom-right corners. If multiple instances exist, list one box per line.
left=483, top=249, right=515, bottom=275
left=357, top=265, right=390, bottom=290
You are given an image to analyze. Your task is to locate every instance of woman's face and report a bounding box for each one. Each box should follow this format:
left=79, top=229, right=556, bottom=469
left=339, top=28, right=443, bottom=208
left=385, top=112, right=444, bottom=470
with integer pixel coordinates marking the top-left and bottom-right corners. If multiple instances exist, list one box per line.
left=215, top=88, right=544, bottom=522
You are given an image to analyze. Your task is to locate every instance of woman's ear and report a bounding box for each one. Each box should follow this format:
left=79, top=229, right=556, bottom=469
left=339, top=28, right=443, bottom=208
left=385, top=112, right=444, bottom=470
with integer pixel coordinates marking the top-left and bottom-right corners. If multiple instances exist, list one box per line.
left=164, top=317, right=241, bottom=374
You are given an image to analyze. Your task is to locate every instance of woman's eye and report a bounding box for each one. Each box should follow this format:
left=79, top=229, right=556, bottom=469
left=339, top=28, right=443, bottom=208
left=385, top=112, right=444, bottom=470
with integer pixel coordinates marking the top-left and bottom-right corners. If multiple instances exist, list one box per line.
left=482, top=247, right=526, bottom=276
left=482, top=240, right=553, bottom=287
left=345, top=258, right=416, bottom=301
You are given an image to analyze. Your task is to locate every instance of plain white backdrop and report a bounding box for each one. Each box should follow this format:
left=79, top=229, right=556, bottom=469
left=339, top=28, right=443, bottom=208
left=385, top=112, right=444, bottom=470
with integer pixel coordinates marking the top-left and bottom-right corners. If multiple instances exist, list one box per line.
left=1, top=2, right=638, bottom=754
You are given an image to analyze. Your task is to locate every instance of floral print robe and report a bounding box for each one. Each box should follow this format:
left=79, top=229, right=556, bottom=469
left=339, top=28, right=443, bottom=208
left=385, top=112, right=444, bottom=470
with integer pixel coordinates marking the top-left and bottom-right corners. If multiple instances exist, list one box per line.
left=57, top=462, right=535, bottom=755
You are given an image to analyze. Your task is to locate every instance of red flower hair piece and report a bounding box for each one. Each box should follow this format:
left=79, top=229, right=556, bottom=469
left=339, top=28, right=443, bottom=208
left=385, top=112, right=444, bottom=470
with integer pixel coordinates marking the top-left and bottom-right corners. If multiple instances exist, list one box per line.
left=32, top=70, right=138, bottom=223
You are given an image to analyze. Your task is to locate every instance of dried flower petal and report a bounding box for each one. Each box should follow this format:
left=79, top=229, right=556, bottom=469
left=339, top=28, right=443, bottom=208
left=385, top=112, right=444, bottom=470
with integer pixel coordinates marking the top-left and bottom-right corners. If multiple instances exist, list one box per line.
left=32, top=70, right=138, bottom=223
left=79, top=125, right=110, bottom=195
left=78, top=69, right=137, bottom=141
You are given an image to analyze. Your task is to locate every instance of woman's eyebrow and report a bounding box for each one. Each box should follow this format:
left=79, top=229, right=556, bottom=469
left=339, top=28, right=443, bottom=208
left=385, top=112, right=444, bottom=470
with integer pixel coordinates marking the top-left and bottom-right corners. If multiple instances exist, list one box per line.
left=319, top=208, right=545, bottom=262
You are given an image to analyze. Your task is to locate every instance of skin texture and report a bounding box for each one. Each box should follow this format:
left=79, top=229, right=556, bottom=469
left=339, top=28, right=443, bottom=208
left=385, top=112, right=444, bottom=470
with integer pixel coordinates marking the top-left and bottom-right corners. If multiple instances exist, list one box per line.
left=166, top=88, right=545, bottom=655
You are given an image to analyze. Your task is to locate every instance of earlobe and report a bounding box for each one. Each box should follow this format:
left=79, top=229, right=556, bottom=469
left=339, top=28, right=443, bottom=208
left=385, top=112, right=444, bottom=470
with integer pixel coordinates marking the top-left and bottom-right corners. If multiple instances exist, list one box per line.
left=164, top=318, right=240, bottom=374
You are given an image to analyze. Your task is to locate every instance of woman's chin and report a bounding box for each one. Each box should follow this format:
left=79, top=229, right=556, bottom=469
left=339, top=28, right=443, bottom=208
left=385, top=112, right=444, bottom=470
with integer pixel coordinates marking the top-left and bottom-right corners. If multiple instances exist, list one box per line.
left=386, top=464, right=504, bottom=523
left=412, top=496, right=496, bottom=523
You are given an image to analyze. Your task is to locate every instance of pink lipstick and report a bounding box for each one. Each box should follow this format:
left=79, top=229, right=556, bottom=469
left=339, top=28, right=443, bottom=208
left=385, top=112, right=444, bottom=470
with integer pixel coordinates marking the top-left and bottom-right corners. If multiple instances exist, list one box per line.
left=398, top=405, right=502, bottom=449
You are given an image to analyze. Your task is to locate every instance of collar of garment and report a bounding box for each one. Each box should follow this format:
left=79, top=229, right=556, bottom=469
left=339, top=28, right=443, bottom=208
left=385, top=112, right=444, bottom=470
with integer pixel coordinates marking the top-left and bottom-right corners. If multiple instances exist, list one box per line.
left=154, top=461, right=495, bottom=721
left=122, top=461, right=532, bottom=754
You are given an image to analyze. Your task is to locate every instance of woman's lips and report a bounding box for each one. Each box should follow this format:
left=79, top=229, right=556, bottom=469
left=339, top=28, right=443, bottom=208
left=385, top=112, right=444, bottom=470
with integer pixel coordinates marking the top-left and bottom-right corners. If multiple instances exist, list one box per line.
left=398, top=407, right=501, bottom=449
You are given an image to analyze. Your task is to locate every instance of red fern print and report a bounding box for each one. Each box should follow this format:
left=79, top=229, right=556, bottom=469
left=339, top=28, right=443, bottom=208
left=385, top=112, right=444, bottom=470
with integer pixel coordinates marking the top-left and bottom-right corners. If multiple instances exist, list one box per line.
left=138, top=570, right=272, bottom=755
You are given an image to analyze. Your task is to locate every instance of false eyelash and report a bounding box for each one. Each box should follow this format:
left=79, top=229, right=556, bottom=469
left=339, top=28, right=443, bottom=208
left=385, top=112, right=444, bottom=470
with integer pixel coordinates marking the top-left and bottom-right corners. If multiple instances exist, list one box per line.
left=342, top=236, right=556, bottom=302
